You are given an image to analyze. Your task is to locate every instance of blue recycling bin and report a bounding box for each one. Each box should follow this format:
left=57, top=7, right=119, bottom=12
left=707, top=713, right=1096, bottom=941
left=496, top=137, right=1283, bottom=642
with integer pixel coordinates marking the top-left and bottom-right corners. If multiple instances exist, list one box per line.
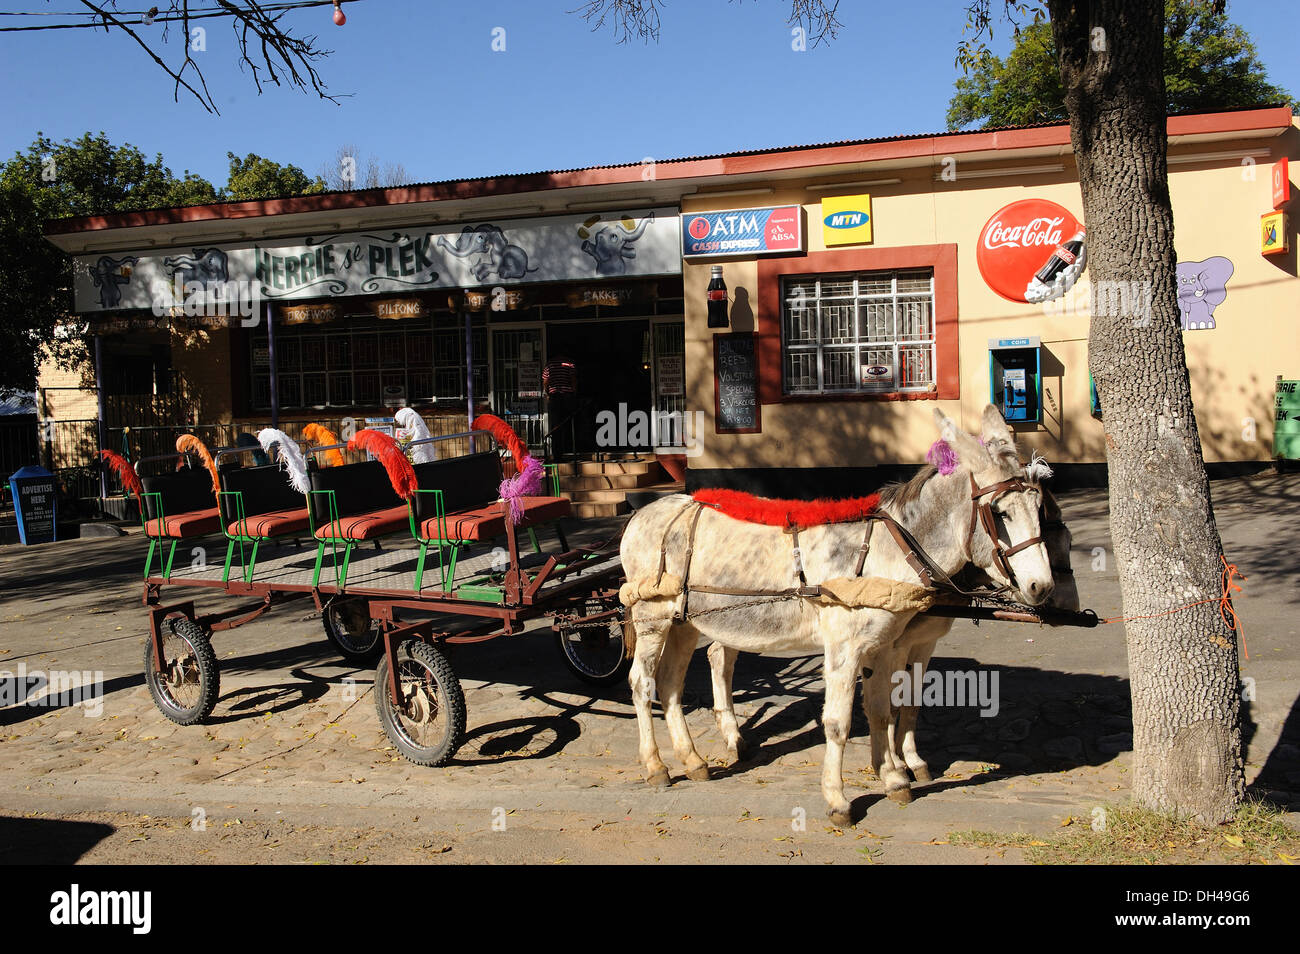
left=9, top=465, right=58, bottom=545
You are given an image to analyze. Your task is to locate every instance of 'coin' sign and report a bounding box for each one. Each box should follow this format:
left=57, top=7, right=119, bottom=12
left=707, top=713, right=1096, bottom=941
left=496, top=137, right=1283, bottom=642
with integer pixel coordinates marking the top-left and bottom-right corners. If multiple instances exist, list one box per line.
left=977, top=199, right=1085, bottom=303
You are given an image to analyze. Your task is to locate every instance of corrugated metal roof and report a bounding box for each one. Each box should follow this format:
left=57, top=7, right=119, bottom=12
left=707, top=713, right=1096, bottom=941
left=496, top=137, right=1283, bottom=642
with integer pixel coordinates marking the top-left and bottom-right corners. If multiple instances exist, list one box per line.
left=0, top=392, right=36, bottom=417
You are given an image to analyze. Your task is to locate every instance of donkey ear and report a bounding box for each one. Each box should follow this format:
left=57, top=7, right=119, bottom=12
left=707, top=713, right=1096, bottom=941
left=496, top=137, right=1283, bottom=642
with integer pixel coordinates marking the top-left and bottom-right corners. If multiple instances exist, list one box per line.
left=934, top=408, right=987, bottom=468
left=981, top=404, right=1015, bottom=447
left=932, top=408, right=958, bottom=444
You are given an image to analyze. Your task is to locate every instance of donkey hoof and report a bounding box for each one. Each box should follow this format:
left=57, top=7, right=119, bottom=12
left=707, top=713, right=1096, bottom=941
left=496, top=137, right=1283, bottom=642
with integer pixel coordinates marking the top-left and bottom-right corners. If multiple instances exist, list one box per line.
left=646, top=768, right=670, bottom=789
left=887, top=785, right=914, bottom=804
left=912, top=766, right=933, bottom=784
left=733, top=736, right=750, bottom=760
left=828, top=808, right=854, bottom=828
left=686, top=764, right=711, bottom=782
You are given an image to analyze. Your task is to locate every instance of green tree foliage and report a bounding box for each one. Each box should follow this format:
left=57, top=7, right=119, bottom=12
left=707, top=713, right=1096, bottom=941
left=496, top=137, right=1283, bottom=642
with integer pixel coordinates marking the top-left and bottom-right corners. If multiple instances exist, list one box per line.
left=223, top=152, right=326, bottom=202
left=947, top=0, right=1295, bottom=129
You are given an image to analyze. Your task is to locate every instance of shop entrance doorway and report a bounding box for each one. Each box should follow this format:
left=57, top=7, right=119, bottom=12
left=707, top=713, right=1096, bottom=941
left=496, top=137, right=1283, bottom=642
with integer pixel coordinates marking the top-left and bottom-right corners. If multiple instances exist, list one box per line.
left=545, top=320, right=651, bottom=455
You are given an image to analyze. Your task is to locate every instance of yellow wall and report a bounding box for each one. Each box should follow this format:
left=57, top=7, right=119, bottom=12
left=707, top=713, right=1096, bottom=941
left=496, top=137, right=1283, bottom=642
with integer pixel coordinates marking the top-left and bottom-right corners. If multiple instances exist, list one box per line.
left=684, top=125, right=1300, bottom=470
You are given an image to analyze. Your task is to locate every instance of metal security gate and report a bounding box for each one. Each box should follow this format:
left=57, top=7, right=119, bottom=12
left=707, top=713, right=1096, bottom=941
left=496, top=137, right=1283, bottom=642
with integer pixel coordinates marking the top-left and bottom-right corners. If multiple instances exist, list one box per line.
left=490, top=327, right=546, bottom=450
left=651, top=320, right=685, bottom=449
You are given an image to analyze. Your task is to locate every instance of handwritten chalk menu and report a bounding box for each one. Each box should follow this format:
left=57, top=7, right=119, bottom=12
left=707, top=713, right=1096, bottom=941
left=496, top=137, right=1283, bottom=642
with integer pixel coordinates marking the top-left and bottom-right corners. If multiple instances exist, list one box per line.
left=10, top=465, right=57, bottom=545
left=713, top=333, right=761, bottom=433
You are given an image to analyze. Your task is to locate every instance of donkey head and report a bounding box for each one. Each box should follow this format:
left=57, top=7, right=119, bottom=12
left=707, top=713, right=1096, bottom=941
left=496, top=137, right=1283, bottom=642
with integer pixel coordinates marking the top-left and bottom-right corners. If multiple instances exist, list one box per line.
left=932, top=406, right=1055, bottom=605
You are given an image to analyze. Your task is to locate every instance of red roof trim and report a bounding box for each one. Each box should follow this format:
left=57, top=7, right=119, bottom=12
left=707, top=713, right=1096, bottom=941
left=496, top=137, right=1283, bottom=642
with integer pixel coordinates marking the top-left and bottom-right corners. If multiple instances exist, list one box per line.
left=44, top=107, right=1292, bottom=237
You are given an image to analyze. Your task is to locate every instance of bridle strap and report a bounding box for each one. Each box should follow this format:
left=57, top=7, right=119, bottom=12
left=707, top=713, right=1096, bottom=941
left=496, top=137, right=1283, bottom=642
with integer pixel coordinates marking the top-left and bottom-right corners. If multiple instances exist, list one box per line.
left=969, top=473, right=1045, bottom=587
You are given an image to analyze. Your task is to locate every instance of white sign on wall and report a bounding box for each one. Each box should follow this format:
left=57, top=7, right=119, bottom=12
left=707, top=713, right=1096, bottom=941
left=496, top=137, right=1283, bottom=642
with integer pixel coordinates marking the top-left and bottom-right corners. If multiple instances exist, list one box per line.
left=74, top=207, right=681, bottom=312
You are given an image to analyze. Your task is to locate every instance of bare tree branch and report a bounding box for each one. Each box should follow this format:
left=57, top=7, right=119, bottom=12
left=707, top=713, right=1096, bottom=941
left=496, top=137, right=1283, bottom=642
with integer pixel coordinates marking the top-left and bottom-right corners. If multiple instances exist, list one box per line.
left=574, top=1, right=843, bottom=47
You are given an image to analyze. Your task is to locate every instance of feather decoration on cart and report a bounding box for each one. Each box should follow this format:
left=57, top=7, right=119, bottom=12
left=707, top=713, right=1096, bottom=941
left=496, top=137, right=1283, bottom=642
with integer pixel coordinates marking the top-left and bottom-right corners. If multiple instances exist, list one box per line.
left=471, top=413, right=545, bottom=523
left=256, top=428, right=311, bottom=494
left=98, top=449, right=144, bottom=499
left=301, top=423, right=345, bottom=468
left=176, top=434, right=221, bottom=494
left=395, top=407, right=437, bottom=464
left=348, top=428, right=417, bottom=500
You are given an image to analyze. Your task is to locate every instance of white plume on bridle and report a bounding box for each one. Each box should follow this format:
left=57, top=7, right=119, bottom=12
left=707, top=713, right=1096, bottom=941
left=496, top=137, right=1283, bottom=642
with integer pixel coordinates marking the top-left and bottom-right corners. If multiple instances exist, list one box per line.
left=256, top=428, right=311, bottom=494
left=1026, top=452, right=1054, bottom=482
left=395, top=407, right=437, bottom=464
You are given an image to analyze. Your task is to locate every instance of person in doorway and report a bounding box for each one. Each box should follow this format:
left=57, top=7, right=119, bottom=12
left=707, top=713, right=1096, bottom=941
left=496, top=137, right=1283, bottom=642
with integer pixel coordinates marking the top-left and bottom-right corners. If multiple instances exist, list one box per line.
left=543, top=353, right=579, bottom=458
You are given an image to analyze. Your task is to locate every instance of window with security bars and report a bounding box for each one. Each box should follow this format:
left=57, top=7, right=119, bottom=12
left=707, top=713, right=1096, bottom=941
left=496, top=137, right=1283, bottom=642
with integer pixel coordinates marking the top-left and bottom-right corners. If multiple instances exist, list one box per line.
left=251, top=318, right=487, bottom=411
left=782, top=269, right=936, bottom=395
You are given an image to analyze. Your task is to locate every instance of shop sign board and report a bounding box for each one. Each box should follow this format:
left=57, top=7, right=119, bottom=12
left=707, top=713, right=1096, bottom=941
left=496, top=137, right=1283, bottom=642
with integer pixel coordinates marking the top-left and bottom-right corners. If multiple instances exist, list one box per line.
left=713, top=333, right=761, bottom=433
left=682, top=206, right=803, bottom=258
left=10, top=465, right=57, bottom=545
left=74, top=208, right=681, bottom=312
left=977, top=199, right=1085, bottom=303
left=821, top=194, right=873, bottom=246
left=1261, top=210, right=1288, bottom=256
left=517, top=362, right=542, bottom=399
left=1273, top=157, right=1290, bottom=209
left=1276, top=379, right=1300, bottom=460
left=656, top=355, right=684, bottom=396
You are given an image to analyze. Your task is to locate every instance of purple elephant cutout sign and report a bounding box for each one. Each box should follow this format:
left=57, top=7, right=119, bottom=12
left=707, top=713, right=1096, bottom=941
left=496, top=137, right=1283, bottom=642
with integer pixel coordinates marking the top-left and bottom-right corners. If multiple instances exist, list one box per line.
left=1176, top=256, right=1234, bottom=331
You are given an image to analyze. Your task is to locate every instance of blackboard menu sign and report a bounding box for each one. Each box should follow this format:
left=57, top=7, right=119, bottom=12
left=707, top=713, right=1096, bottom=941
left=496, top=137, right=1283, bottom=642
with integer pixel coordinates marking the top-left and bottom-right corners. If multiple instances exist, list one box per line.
left=9, top=465, right=57, bottom=545
left=713, top=333, right=761, bottom=433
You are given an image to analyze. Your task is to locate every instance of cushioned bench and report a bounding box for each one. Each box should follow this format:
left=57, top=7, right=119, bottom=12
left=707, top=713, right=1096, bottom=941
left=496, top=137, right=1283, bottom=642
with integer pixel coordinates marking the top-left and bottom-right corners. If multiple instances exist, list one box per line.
left=423, top=496, right=570, bottom=542
left=139, top=468, right=221, bottom=579
left=218, top=463, right=312, bottom=583
left=307, top=458, right=408, bottom=588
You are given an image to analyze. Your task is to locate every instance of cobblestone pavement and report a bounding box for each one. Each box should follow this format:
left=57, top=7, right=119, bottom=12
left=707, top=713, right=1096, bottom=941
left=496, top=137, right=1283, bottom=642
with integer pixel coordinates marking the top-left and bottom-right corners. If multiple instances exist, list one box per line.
left=1, top=475, right=1297, bottom=863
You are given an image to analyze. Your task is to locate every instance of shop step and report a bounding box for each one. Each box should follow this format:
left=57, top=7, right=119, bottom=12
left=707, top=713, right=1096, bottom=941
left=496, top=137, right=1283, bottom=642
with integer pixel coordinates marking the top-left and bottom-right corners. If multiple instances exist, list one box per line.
left=557, top=470, right=665, bottom=491
left=569, top=500, right=630, bottom=519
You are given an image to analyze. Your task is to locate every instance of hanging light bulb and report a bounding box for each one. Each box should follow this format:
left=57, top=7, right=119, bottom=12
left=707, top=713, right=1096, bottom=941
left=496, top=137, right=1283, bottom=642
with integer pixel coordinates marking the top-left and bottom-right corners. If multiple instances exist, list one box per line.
left=332, top=1, right=346, bottom=26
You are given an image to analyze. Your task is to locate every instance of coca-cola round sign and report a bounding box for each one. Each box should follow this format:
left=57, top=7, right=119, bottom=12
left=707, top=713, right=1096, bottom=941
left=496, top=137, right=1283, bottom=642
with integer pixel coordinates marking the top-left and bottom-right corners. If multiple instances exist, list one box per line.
left=977, top=199, right=1085, bottom=303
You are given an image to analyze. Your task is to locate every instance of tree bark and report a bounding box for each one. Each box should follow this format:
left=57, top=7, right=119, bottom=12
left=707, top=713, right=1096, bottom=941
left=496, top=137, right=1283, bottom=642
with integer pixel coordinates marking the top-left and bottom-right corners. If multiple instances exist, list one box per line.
left=1048, top=0, right=1244, bottom=822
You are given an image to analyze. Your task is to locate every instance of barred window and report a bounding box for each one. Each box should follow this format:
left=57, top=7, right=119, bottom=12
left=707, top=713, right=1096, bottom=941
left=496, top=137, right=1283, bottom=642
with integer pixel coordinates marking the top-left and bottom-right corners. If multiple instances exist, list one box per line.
left=782, top=269, right=936, bottom=396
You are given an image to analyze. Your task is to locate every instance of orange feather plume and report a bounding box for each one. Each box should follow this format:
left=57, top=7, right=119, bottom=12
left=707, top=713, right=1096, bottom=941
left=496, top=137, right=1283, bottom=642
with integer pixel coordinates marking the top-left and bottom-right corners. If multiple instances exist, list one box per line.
left=471, top=413, right=528, bottom=471
left=176, top=434, right=220, bottom=494
left=99, top=449, right=144, bottom=499
left=302, top=423, right=345, bottom=467
left=347, top=429, right=417, bottom=500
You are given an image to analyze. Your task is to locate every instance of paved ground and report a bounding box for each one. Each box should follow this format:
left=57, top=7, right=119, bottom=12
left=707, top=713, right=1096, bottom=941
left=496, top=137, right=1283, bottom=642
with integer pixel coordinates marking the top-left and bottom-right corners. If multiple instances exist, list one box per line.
left=1, top=474, right=1297, bottom=864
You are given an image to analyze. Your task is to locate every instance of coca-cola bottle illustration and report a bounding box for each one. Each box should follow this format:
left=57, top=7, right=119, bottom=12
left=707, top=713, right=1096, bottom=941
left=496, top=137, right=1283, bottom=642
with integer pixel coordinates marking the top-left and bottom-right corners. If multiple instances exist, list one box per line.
left=1033, top=230, right=1086, bottom=284
left=707, top=265, right=729, bottom=328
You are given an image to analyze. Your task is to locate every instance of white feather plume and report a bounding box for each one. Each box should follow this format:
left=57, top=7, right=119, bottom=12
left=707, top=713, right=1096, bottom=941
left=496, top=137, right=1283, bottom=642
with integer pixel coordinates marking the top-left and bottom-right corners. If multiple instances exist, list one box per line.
left=1026, top=452, right=1054, bottom=482
left=395, top=407, right=437, bottom=464
left=257, top=427, right=311, bottom=494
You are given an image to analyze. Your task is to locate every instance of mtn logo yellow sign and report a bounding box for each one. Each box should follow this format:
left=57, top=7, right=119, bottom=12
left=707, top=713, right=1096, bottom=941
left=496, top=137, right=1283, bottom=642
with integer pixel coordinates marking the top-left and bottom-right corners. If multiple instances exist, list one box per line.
left=821, top=194, right=873, bottom=246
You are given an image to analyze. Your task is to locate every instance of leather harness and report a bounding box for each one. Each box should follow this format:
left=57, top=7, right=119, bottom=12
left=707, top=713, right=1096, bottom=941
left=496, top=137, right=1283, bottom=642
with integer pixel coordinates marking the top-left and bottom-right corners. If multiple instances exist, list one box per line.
left=656, top=471, right=1049, bottom=623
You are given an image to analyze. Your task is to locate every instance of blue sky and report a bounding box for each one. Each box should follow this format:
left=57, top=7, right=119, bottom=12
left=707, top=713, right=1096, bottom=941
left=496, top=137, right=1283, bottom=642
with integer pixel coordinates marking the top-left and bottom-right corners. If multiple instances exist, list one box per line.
left=1, top=0, right=1296, bottom=188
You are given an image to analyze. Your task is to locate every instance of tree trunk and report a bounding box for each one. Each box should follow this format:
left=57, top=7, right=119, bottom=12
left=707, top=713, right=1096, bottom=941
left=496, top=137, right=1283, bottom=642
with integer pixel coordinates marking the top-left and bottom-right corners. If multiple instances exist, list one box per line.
left=1048, top=0, right=1244, bottom=823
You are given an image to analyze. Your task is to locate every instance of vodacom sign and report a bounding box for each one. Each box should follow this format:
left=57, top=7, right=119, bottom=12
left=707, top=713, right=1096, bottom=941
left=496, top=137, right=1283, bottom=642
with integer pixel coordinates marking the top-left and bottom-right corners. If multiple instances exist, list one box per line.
left=977, top=199, right=1086, bottom=303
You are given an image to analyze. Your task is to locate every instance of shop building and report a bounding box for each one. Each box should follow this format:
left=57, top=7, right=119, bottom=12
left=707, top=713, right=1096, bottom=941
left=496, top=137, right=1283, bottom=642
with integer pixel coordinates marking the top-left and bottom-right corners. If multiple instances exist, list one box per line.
left=40, top=106, right=1298, bottom=499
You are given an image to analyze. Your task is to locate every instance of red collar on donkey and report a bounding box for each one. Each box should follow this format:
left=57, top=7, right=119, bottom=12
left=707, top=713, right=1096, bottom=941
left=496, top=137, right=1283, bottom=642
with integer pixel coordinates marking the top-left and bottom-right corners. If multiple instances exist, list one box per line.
left=692, top=488, right=880, bottom=530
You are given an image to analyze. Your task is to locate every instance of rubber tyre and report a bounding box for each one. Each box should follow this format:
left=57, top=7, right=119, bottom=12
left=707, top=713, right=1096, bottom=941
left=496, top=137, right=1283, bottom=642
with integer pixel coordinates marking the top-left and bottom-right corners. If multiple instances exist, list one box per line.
left=144, top=617, right=220, bottom=725
left=374, top=641, right=466, bottom=767
left=322, top=598, right=383, bottom=663
left=554, top=609, right=632, bottom=687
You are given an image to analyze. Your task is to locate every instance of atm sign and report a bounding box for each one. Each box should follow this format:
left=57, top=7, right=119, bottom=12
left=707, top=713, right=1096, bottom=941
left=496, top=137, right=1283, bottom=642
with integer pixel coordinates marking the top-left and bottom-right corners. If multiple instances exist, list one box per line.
left=822, top=194, right=873, bottom=246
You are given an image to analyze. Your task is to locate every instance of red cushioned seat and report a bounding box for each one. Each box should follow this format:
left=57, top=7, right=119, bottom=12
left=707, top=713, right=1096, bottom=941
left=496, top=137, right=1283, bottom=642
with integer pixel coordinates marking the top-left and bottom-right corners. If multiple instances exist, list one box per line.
left=421, top=496, right=570, bottom=542
left=144, top=507, right=221, bottom=538
left=314, top=504, right=410, bottom=541
left=228, top=508, right=310, bottom=539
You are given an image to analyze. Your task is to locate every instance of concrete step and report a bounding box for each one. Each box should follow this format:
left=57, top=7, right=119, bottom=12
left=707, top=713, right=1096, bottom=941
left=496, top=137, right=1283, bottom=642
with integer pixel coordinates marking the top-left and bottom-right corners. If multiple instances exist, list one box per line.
left=553, top=458, right=659, bottom=477
left=569, top=500, right=630, bottom=519
left=558, top=470, right=665, bottom=491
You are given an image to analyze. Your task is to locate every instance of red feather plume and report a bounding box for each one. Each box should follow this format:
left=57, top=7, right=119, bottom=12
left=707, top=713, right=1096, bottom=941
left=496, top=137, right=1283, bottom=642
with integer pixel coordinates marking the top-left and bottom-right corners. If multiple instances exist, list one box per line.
left=693, top=488, right=880, bottom=530
left=347, top=429, right=417, bottom=500
left=471, top=413, right=528, bottom=471
left=99, top=449, right=144, bottom=499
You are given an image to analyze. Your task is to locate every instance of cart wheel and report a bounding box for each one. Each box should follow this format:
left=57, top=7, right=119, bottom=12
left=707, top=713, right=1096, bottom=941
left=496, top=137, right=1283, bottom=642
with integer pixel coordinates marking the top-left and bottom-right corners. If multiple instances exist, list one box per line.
left=554, top=600, right=632, bottom=687
left=144, top=617, right=220, bottom=725
left=322, top=598, right=383, bottom=663
left=374, top=640, right=466, bottom=767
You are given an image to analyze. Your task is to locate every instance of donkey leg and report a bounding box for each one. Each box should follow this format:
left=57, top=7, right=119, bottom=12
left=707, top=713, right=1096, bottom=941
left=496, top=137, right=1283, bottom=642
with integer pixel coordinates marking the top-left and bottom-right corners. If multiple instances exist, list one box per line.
left=821, top=640, right=862, bottom=827
left=707, top=641, right=747, bottom=762
left=866, top=659, right=913, bottom=802
left=898, top=638, right=941, bottom=783
left=629, top=614, right=671, bottom=788
left=658, top=626, right=711, bottom=781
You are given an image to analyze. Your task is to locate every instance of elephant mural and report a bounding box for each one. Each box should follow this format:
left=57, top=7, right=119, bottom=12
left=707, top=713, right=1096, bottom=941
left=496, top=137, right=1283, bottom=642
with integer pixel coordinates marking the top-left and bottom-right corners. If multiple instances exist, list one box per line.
left=164, top=248, right=230, bottom=289
left=437, top=225, right=537, bottom=282
left=580, top=212, right=654, bottom=276
left=1176, top=256, right=1234, bottom=331
left=89, top=255, right=138, bottom=308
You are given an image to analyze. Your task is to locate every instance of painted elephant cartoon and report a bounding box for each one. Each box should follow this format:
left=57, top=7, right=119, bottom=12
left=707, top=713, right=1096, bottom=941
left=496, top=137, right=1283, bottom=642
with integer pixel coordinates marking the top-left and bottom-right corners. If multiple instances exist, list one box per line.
left=89, top=255, right=138, bottom=308
left=164, top=248, right=229, bottom=289
left=437, top=225, right=537, bottom=282
left=1176, top=256, right=1234, bottom=330
left=580, top=212, right=654, bottom=276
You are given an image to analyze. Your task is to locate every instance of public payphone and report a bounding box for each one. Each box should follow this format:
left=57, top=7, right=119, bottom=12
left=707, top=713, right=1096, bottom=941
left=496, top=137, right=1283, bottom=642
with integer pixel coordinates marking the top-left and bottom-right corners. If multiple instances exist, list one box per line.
left=988, top=337, right=1042, bottom=425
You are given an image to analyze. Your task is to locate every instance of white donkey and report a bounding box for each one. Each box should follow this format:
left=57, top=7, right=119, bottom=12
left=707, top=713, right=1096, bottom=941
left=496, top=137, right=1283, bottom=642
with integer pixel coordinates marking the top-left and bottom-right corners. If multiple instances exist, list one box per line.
left=620, top=406, right=1054, bottom=825
left=704, top=483, right=1080, bottom=803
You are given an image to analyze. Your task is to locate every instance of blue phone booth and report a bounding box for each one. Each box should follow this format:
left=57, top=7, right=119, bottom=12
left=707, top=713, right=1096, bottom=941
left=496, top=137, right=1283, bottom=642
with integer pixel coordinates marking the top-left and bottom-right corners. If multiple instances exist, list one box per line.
left=988, top=337, right=1042, bottom=425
